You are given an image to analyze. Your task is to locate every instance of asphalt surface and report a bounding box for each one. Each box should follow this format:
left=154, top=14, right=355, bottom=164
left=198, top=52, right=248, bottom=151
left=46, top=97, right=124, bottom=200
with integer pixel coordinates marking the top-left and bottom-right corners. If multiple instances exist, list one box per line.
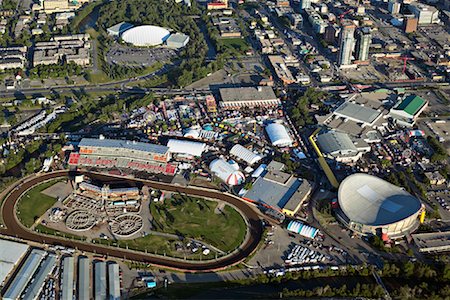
left=1, top=171, right=263, bottom=272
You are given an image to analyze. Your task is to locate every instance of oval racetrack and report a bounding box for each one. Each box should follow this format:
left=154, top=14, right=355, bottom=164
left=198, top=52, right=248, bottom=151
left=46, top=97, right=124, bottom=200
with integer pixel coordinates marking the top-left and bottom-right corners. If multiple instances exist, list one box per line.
left=1, top=171, right=263, bottom=272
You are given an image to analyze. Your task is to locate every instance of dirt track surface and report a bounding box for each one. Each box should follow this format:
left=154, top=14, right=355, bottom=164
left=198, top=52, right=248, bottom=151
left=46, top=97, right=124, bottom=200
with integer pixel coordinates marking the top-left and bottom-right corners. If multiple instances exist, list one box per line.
left=1, top=171, right=263, bottom=272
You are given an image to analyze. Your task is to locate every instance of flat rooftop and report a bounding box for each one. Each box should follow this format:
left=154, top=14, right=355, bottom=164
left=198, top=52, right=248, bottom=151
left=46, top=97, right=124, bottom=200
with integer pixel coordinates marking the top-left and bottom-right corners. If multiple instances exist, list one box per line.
left=0, top=239, right=29, bottom=285
left=79, top=138, right=169, bottom=154
left=394, top=95, right=427, bottom=116
left=219, top=86, right=277, bottom=102
left=412, top=231, right=450, bottom=253
left=334, top=102, right=381, bottom=125
left=245, top=175, right=302, bottom=210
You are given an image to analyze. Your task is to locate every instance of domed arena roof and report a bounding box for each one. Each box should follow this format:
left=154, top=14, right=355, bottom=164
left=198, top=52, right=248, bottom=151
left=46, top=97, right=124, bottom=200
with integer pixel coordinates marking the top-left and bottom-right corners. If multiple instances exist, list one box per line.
left=121, top=25, right=171, bottom=46
left=338, top=173, right=422, bottom=226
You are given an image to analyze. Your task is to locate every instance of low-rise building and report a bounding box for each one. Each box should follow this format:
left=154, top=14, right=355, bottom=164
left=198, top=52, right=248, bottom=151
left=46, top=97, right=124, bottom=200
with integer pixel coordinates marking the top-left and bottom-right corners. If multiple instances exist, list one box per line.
left=316, top=130, right=370, bottom=163
left=316, top=91, right=391, bottom=139
left=32, top=34, right=90, bottom=67
left=413, top=231, right=450, bottom=253
left=389, top=94, right=428, bottom=127
left=166, top=33, right=190, bottom=49
left=424, top=171, right=446, bottom=185
left=107, top=22, right=134, bottom=37
left=243, top=161, right=312, bottom=216
left=268, top=55, right=296, bottom=85
left=219, top=86, right=280, bottom=109
left=0, top=46, right=27, bottom=70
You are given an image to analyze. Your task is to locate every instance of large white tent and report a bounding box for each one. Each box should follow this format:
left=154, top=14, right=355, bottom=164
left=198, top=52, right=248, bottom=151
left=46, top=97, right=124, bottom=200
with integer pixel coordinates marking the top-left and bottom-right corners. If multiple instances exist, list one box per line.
left=167, top=139, right=206, bottom=157
left=209, top=159, right=245, bottom=186
left=230, top=144, right=263, bottom=165
left=266, top=123, right=292, bottom=147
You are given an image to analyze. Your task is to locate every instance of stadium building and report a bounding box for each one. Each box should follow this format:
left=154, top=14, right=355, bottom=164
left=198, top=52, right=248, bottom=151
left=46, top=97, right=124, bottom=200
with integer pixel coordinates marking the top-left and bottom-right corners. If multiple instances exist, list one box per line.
left=68, top=138, right=176, bottom=175
left=121, top=25, right=171, bottom=47
left=336, top=173, right=424, bottom=238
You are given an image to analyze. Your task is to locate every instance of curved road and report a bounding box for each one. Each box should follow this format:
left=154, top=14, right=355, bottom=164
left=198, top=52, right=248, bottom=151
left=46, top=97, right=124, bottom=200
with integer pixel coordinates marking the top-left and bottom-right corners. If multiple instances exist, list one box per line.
left=1, top=171, right=263, bottom=272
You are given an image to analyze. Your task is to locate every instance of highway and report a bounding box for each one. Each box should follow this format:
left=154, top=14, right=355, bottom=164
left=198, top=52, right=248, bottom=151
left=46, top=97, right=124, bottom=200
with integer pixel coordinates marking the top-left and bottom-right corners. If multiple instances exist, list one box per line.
left=0, top=171, right=263, bottom=272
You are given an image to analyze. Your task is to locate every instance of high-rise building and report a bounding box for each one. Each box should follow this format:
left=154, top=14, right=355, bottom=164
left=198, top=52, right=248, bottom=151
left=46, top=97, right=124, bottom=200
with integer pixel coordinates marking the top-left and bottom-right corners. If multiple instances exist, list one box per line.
left=338, top=20, right=356, bottom=67
left=403, top=16, right=418, bottom=33
left=324, top=25, right=340, bottom=44
left=355, top=27, right=371, bottom=62
left=388, top=0, right=401, bottom=14
left=300, top=0, right=311, bottom=11
left=409, top=3, right=440, bottom=25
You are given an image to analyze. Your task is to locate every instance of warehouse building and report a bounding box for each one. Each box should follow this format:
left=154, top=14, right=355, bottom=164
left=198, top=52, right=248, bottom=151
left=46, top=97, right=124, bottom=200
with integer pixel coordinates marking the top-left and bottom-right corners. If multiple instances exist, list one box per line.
left=108, top=263, right=121, bottom=300
left=167, top=139, right=206, bottom=158
left=230, top=144, right=263, bottom=166
left=107, top=22, right=134, bottom=36
left=166, top=33, right=190, bottom=49
left=22, top=253, right=57, bottom=300
left=94, top=261, right=107, bottom=300
left=265, top=122, right=293, bottom=147
left=389, top=94, right=428, bottom=127
left=3, top=249, right=46, bottom=300
left=209, top=158, right=245, bottom=186
left=0, top=239, right=29, bottom=287
left=316, top=91, right=391, bottom=139
left=219, top=86, right=280, bottom=109
left=68, top=138, right=177, bottom=175
left=61, top=256, right=74, bottom=300
left=78, top=257, right=90, bottom=300
left=336, top=173, right=424, bottom=238
left=316, top=131, right=370, bottom=163
left=243, top=161, right=312, bottom=216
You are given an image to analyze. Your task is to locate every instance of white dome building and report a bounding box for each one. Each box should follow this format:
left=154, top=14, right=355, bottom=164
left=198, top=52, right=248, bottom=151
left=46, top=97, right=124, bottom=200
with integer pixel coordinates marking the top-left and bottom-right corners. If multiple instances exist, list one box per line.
left=337, top=173, right=423, bottom=238
left=121, top=25, right=171, bottom=47
left=209, top=159, right=245, bottom=186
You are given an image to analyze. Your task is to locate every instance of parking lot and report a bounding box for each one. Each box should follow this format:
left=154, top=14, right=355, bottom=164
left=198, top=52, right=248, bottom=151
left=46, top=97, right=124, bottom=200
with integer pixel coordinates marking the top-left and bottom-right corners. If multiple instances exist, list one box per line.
left=428, top=190, right=450, bottom=221
left=106, top=44, right=177, bottom=67
left=247, top=224, right=353, bottom=270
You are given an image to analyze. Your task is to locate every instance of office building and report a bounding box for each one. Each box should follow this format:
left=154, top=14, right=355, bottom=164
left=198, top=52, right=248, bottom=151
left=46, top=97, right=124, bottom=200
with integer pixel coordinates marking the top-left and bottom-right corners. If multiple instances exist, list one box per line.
left=300, top=0, right=311, bottom=11
left=338, top=20, right=356, bottom=67
left=388, top=0, right=401, bottom=14
left=403, top=16, right=418, bottom=33
left=409, top=3, right=440, bottom=25
left=355, top=27, right=371, bottom=62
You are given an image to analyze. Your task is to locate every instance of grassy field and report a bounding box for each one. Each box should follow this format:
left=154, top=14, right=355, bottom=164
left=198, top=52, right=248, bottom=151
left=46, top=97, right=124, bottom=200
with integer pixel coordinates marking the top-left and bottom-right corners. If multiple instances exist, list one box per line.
left=94, top=234, right=216, bottom=260
left=150, top=194, right=247, bottom=252
left=220, top=38, right=249, bottom=53
left=17, top=180, right=60, bottom=227
left=35, top=224, right=86, bottom=241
